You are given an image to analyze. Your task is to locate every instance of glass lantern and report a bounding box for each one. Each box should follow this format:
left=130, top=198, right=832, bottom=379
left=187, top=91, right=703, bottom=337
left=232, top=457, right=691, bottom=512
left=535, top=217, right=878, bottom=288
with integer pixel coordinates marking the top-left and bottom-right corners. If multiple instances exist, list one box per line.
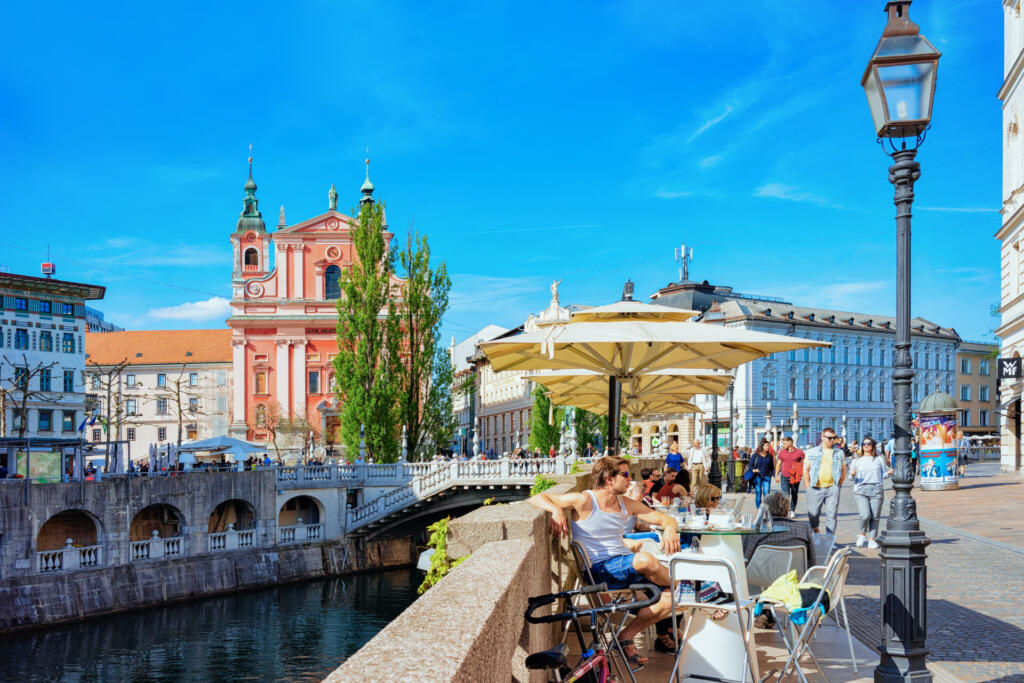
left=861, top=1, right=941, bottom=139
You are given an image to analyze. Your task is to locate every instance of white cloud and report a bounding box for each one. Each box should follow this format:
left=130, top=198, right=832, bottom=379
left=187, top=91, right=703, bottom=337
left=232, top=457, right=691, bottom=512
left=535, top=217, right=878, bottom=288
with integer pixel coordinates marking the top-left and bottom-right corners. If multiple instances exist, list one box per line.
left=917, top=206, right=999, bottom=213
left=699, top=155, right=722, bottom=168
left=656, top=188, right=692, bottom=199
left=448, top=274, right=548, bottom=313
left=688, top=105, right=734, bottom=142
left=148, top=297, right=232, bottom=321
left=771, top=280, right=889, bottom=312
left=754, top=183, right=836, bottom=208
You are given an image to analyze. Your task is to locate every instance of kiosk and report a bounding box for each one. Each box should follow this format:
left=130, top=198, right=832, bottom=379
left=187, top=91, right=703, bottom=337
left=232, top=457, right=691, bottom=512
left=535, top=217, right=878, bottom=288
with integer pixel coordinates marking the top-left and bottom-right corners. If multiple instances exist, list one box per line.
left=917, top=388, right=960, bottom=491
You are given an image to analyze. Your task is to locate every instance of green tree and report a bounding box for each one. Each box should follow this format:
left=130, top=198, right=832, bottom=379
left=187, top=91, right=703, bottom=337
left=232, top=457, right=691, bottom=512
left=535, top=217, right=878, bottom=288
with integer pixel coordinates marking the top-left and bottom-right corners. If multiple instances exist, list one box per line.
left=396, top=232, right=454, bottom=460
left=528, top=385, right=563, bottom=453
left=334, top=199, right=400, bottom=462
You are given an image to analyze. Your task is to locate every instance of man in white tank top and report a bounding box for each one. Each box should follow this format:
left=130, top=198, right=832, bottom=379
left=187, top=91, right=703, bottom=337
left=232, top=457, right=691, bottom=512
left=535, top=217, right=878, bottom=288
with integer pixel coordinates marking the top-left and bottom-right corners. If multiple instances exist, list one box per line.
left=529, top=456, right=680, bottom=666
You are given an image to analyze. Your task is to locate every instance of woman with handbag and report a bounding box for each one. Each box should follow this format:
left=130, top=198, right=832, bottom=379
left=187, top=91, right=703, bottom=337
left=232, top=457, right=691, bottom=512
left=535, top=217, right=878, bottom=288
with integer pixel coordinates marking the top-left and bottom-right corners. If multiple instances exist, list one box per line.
left=749, top=440, right=775, bottom=509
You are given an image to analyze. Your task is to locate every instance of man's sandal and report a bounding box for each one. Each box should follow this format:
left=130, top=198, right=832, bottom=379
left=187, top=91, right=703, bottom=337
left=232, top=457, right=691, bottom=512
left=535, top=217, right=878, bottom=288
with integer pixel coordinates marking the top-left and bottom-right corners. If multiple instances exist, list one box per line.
left=617, top=639, right=648, bottom=667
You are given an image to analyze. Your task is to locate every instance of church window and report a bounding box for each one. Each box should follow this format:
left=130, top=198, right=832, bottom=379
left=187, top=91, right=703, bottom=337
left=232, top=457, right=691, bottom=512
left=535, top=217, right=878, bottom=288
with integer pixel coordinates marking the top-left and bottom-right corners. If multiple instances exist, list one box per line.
left=244, top=248, right=259, bottom=267
left=325, top=265, right=342, bottom=299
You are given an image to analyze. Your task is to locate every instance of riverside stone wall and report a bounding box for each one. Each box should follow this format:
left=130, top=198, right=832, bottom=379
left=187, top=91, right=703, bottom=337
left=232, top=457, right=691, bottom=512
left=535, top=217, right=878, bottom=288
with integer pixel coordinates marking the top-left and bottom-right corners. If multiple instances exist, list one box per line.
left=0, top=535, right=416, bottom=632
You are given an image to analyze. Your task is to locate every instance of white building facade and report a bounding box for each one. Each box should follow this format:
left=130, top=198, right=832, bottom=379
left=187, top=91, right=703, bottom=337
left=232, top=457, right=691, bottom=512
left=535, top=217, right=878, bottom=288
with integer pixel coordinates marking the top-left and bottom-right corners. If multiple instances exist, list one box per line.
left=996, top=0, right=1024, bottom=472
left=84, top=330, right=232, bottom=454
left=449, top=325, right=508, bottom=455
left=0, top=272, right=104, bottom=440
left=694, top=301, right=959, bottom=449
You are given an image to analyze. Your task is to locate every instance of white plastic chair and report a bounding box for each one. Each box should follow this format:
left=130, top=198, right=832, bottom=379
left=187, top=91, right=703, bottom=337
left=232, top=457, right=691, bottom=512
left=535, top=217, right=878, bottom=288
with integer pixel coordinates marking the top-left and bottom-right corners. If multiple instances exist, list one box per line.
left=745, top=544, right=807, bottom=598
left=668, top=553, right=757, bottom=683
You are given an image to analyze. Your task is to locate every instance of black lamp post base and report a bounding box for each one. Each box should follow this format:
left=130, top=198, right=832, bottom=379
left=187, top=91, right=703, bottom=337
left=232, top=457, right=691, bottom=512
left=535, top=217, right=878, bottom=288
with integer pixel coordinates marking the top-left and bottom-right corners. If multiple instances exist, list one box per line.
left=876, top=525, right=931, bottom=683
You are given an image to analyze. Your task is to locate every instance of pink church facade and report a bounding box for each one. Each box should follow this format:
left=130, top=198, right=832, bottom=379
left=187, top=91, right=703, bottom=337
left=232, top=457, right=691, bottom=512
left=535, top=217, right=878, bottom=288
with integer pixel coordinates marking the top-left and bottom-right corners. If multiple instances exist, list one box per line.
left=227, top=163, right=396, bottom=446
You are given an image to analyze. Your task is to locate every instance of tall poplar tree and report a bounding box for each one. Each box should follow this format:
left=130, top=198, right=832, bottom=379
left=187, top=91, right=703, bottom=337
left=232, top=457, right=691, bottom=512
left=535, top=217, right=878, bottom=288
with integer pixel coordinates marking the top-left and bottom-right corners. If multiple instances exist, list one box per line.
left=334, top=199, right=400, bottom=462
left=528, top=385, right=563, bottom=453
left=396, top=232, right=454, bottom=460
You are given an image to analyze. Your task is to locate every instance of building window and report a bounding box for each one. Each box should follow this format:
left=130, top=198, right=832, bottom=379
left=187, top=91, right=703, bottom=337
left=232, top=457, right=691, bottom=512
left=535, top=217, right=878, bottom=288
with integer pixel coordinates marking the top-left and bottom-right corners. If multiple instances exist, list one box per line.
left=803, top=377, right=810, bottom=400
left=187, top=425, right=198, bottom=440
left=61, top=303, right=74, bottom=316
left=960, top=385, right=971, bottom=401
left=803, top=348, right=809, bottom=362
left=14, top=366, right=28, bottom=390
left=215, top=371, right=226, bottom=386
left=855, top=348, right=861, bottom=365
left=38, top=409, right=52, bottom=432
left=156, top=398, right=168, bottom=414
left=63, top=369, right=75, bottom=393
left=325, top=264, right=342, bottom=299
left=761, top=380, right=769, bottom=399
left=40, top=331, right=53, bottom=352
left=91, top=375, right=101, bottom=389
left=157, top=373, right=166, bottom=388
left=842, top=381, right=849, bottom=401
left=816, top=378, right=823, bottom=400
left=189, top=372, right=198, bottom=386
left=15, top=329, right=28, bottom=350
left=959, top=410, right=970, bottom=426
left=62, top=333, right=74, bottom=353
left=158, top=427, right=167, bottom=441
left=62, top=410, right=75, bottom=432
left=125, top=399, right=137, bottom=416
left=979, top=410, right=989, bottom=427
left=879, top=349, right=886, bottom=366
left=913, top=383, right=920, bottom=402
left=817, top=348, right=823, bottom=363
left=127, top=427, right=136, bottom=441
left=14, top=297, right=27, bottom=311
left=913, top=352, right=919, bottom=368
left=39, top=300, right=51, bottom=314
left=980, top=359, right=991, bottom=376
left=843, top=347, right=849, bottom=364
left=244, top=248, right=259, bottom=267
left=126, top=373, right=136, bottom=387
left=255, top=404, right=267, bottom=426
left=189, top=398, right=199, bottom=413
left=92, top=428, right=101, bottom=441
left=255, top=372, right=267, bottom=394
left=867, top=349, right=873, bottom=365
left=960, top=358, right=971, bottom=374
left=308, top=371, right=320, bottom=394
left=216, top=397, right=227, bottom=412
left=789, top=377, right=796, bottom=399
left=879, top=381, right=886, bottom=402
left=38, top=368, right=51, bottom=392
left=830, top=347, right=836, bottom=363
left=830, top=379, right=836, bottom=401
left=866, top=382, right=873, bottom=401
left=980, top=385, right=990, bottom=402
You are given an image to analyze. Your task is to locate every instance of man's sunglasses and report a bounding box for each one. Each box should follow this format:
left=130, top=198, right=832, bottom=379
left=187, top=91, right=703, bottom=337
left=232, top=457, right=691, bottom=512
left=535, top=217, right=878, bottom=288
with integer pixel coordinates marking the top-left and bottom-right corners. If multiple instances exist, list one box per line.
left=822, top=435, right=836, bottom=441
left=617, top=470, right=632, bottom=479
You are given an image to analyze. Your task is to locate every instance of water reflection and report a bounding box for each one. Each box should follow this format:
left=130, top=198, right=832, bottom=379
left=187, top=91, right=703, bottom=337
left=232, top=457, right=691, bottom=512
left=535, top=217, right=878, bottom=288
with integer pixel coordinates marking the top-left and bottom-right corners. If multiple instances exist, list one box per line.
left=0, top=568, right=421, bottom=682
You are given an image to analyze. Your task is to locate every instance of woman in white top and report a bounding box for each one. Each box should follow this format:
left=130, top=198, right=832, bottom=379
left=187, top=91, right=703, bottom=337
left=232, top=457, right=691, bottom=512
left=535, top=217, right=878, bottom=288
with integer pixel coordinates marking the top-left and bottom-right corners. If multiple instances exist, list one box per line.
left=849, top=437, right=892, bottom=549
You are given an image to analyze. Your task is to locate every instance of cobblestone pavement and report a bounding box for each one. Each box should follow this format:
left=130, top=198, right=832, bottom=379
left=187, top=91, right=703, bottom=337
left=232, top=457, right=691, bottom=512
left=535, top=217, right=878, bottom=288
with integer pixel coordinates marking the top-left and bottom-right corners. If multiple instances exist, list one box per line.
left=788, top=462, right=1024, bottom=682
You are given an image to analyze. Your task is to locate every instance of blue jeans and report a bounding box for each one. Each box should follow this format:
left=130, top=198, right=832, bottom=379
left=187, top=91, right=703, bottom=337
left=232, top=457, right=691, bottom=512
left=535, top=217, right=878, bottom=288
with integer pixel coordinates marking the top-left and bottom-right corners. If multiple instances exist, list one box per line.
left=753, top=476, right=771, bottom=509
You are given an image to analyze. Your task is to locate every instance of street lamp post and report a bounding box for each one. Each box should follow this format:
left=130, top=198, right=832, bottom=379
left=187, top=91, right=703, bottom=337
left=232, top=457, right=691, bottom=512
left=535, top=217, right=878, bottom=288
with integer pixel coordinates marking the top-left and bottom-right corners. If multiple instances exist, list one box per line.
left=709, top=393, right=721, bottom=488
left=861, top=3, right=940, bottom=681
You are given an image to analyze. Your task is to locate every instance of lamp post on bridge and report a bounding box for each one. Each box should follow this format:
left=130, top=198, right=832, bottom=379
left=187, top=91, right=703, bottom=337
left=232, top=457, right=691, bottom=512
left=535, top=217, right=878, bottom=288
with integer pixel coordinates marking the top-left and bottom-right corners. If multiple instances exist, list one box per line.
left=861, top=2, right=939, bottom=680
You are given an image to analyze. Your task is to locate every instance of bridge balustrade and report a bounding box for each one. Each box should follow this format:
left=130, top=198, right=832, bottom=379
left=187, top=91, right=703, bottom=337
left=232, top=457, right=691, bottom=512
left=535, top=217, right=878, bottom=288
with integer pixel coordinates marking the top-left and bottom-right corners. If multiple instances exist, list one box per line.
left=36, top=541, right=103, bottom=573
left=208, top=526, right=257, bottom=552
left=130, top=531, right=184, bottom=562
left=278, top=523, right=324, bottom=544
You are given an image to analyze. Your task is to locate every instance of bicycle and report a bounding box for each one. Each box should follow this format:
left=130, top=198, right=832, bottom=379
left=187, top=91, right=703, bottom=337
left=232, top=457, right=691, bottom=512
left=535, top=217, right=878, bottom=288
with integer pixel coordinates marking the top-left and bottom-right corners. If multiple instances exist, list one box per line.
left=524, top=582, right=662, bottom=683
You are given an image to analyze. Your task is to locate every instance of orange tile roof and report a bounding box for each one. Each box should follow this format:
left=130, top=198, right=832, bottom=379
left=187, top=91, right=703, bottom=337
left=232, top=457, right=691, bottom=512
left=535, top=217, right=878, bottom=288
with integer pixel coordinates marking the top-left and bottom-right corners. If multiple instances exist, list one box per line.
left=85, top=329, right=232, bottom=366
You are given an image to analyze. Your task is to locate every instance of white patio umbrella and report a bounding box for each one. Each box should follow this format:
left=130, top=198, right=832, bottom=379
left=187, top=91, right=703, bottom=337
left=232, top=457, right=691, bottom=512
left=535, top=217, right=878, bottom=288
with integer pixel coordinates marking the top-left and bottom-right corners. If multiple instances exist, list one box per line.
left=568, top=300, right=700, bottom=323
left=481, top=318, right=826, bottom=450
left=528, top=368, right=733, bottom=398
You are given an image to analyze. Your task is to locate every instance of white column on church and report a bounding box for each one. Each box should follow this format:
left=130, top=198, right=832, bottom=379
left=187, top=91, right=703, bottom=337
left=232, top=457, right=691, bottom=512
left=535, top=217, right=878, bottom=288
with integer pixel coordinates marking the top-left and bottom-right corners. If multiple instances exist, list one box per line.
left=276, top=340, right=290, bottom=415
left=231, top=339, right=246, bottom=423
left=293, top=246, right=304, bottom=299
left=279, top=245, right=290, bottom=298
left=292, top=340, right=306, bottom=417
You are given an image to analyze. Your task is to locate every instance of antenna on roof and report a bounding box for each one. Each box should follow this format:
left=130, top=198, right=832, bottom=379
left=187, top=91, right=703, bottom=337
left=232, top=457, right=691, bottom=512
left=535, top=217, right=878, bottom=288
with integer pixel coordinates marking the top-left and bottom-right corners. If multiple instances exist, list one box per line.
left=41, top=244, right=55, bottom=278
left=674, top=243, right=693, bottom=282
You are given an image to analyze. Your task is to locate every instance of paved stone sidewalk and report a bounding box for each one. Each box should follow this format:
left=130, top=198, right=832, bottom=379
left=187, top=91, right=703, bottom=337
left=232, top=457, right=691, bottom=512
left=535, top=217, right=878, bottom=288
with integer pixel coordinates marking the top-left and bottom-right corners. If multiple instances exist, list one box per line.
left=788, top=463, right=1024, bottom=682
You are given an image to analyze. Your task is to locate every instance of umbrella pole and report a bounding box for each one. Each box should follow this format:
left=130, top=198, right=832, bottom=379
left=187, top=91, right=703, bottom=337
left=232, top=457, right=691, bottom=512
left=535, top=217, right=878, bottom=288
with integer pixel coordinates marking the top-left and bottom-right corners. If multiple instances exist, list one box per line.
left=607, top=377, right=621, bottom=456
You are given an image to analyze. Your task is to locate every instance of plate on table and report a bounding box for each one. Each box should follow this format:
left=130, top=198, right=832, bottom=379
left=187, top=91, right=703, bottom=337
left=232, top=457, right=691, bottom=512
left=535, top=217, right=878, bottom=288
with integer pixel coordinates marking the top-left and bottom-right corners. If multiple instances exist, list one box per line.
left=710, top=522, right=737, bottom=530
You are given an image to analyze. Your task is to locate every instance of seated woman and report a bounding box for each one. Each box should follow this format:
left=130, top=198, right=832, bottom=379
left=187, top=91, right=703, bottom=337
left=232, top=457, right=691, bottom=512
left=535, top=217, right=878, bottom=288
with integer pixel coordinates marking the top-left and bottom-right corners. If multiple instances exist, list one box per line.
left=678, top=483, right=731, bottom=622
left=655, top=467, right=692, bottom=506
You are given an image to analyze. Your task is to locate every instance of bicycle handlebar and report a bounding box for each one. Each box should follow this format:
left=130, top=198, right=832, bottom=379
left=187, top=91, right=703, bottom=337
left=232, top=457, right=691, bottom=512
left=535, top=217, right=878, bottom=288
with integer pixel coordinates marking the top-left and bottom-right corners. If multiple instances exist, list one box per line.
left=524, top=583, right=662, bottom=624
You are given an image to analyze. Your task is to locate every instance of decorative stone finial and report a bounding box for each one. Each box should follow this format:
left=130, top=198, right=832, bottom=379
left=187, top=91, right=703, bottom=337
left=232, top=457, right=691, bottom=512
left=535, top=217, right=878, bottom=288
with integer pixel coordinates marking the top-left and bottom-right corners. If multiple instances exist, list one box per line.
left=278, top=205, right=286, bottom=228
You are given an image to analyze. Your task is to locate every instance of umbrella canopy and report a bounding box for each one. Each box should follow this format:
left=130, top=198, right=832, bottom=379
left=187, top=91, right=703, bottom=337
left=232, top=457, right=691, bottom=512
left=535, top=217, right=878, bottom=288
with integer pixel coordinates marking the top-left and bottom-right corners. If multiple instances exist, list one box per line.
left=529, top=368, right=732, bottom=398
left=481, top=320, right=827, bottom=375
left=569, top=300, right=700, bottom=324
left=554, top=392, right=701, bottom=416
left=178, top=435, right=264, bottom=454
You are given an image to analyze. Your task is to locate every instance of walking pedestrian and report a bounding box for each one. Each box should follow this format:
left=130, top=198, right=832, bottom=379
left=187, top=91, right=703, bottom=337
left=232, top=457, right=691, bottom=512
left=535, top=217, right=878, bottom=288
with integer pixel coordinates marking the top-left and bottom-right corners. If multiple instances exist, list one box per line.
left=774, top=435, right=804, bottom=517
left=664, top=441, right=683, bottom=473
left=686, top=438, right=711, bottom=489
left=802, top=428, right=847, bottom=536
left=749, top=440, right=775, bottom=509
left=850, top=437, right=890, bottom=548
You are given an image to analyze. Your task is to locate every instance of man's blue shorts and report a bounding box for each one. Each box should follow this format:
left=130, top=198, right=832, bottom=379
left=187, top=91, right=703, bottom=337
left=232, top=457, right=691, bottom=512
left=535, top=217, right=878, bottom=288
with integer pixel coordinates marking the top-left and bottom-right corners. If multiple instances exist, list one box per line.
left=590, top=553, right=643, bottom=589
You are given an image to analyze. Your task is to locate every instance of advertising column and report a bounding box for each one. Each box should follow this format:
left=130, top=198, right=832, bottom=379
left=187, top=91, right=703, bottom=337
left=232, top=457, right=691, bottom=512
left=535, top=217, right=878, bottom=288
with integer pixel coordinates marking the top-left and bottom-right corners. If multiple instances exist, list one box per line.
left=918, top=412, right=959, bottom=491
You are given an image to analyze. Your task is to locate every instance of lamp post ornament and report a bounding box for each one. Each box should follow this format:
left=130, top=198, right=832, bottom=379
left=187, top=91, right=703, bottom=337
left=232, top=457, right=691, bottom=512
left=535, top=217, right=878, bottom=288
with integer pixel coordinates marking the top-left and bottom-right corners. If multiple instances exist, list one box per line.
left=861, top=2, right=939, bottom=681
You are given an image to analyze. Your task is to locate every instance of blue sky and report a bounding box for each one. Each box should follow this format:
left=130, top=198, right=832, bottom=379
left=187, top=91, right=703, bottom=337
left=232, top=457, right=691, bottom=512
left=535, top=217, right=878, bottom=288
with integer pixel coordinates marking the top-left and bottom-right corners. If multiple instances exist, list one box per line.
left=0, top=1, right=1003, bottom=344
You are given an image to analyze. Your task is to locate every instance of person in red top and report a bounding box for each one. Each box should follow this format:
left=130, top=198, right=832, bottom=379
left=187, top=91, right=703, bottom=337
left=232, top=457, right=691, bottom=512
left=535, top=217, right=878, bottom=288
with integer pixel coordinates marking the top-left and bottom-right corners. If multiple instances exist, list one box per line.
left=773, top=435, right=805, bottom=517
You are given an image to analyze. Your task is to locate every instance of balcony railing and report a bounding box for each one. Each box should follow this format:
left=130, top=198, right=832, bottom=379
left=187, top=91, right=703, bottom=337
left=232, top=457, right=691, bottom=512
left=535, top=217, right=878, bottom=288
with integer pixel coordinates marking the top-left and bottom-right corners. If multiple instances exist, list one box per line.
left=278, top=522, right=324, bottom=544
left=208, top=526, right=257, bottom=552
left=130, top=532, right=184, bottom=561
left=36, top=541, right=103, bottom=574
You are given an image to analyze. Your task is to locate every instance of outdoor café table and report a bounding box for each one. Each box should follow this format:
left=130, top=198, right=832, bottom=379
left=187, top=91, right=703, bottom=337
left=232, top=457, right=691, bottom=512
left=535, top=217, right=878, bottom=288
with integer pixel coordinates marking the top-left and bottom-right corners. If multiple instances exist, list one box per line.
left=649, top=521, right=788, bottom=683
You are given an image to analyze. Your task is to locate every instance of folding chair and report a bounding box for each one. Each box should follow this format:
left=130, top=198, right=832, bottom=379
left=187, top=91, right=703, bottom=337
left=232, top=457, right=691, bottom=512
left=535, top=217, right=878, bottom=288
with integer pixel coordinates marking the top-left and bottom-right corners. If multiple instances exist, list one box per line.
left=668, top=553, right=758, bottom=683
left=812, top=532, right=835, bottom=567
left=567, top=540, right=642, bottom=683
left=801, top=552, right=856, bottom=673
left=765, top=548, right=853, bottom=682
left=745, top=544, right=807, bottom=598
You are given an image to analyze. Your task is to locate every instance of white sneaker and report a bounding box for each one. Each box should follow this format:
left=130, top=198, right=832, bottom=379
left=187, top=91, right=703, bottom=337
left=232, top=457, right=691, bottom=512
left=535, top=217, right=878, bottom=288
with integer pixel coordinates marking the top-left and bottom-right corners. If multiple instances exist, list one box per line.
left=855, top=535, right=866, bottom=548
left=788, top=511, right=796, bottom=519
left=867, top=538, right=879, bottom=549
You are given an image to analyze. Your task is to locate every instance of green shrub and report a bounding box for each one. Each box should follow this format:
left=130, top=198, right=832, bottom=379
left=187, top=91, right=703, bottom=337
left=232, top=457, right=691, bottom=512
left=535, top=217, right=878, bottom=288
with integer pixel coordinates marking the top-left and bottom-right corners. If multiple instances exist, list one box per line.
left=417, top=517, right=469, bottom=594
left=530, top=474, right=558, bottom=496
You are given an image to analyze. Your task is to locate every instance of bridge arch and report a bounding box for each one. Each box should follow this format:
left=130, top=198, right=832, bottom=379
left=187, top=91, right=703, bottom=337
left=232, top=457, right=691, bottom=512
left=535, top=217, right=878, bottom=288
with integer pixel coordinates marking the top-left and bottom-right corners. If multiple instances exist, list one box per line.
left=208, top=499, right=257, bottom=533
left=37, top=509, right=102, bottom=551
left=278, top=494, right=323, bottom=526
left=130, top=504, right=184, bottom=541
